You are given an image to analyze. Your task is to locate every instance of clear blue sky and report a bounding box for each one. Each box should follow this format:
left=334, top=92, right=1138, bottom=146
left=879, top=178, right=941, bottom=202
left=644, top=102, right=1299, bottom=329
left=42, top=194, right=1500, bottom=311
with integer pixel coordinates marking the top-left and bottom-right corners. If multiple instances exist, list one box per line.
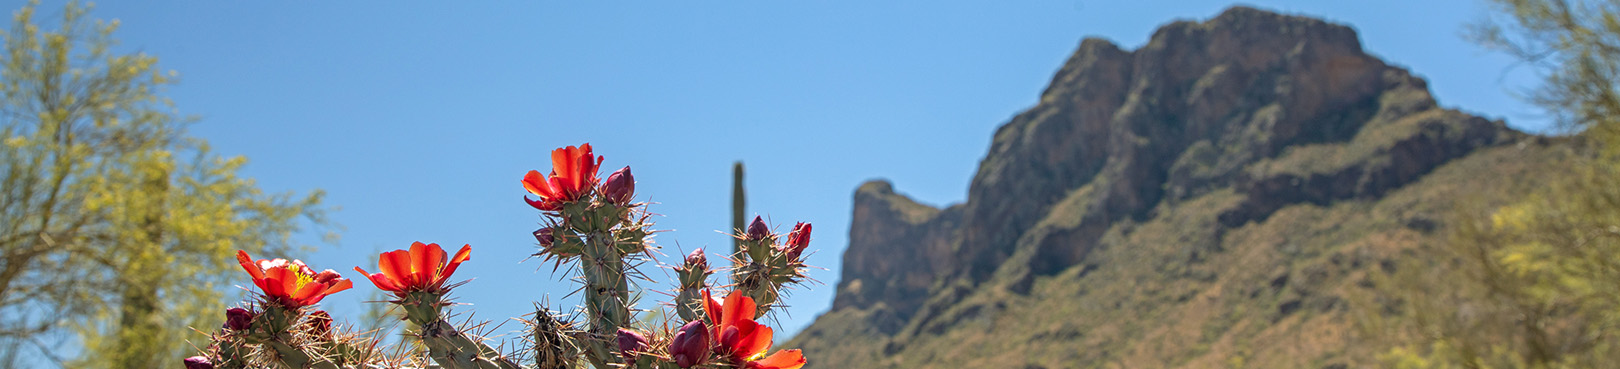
left=22, top=0, right=1547, bottom=351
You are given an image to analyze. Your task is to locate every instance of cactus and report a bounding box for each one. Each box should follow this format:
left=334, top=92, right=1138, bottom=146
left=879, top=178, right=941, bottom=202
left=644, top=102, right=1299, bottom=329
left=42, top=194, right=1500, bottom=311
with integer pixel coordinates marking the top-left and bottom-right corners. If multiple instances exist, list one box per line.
left=191, top=143, right=812, bottom=369
left=732, top=162, right=746, bottom=257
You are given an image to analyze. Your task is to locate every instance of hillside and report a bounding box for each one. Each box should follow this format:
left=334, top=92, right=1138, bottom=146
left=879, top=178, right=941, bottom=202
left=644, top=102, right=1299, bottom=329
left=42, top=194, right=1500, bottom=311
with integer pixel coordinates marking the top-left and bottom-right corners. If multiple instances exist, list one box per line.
left=785, top=6, right=1561, bottom=368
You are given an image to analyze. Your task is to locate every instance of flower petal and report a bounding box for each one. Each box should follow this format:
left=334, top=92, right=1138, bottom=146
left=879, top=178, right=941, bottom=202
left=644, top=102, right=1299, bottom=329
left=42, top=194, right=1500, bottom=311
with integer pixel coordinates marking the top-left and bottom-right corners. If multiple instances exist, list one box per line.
left=356, top=266, right=403, bottom=292
left=549, top=176, right=575, bottom=201
left=522, top=170, right=557, bottom=198
left=264, top=266, right=294, bottom=301
left=410, top=242, right=444, bottom=286
left=237, top=251, right=270, bottom=291
left=703, top=289, right=723, bottom=335
left=735, top=320, right=773, bottom=360
left=747, top=350, right=806, bottom=369
left=552, top=146, right=577, bottom=189
left=525, top=196, right=558, bottom=211
left=290, top=279, right=327, bottom=304
left=322, top=278, right=352, bottom=295
left=722, top=292, right=757, bottom=329
left=378, top=249, right=413, bottom=289
left=437, top=244, right=473, bottom=285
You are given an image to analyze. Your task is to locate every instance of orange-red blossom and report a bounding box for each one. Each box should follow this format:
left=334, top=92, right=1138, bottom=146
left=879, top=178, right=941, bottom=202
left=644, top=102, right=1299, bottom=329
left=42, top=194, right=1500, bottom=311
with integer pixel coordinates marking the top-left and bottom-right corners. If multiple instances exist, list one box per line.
left=236, top=251, right=352, bottom=309
left=354, top=242, right=472, bottom=297
left=523, top=143, right=603, bottom=211
left=702, top=289, right=806, bottom=369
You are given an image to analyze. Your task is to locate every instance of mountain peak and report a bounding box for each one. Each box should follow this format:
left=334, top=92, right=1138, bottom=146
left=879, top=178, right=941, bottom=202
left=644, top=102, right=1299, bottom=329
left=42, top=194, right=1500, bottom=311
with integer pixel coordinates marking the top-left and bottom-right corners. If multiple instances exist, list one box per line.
left=792, top=6, right=1528, bottom=368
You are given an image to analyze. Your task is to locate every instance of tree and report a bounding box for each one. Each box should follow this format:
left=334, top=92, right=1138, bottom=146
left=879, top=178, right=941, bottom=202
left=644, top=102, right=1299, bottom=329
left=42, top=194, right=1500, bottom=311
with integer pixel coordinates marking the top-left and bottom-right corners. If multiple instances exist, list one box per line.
left=1370, top=1, right=1620, bottom=368
left=1471, top=0, right=1620, bottom=143
left=0, top=2, right=329, bottom=367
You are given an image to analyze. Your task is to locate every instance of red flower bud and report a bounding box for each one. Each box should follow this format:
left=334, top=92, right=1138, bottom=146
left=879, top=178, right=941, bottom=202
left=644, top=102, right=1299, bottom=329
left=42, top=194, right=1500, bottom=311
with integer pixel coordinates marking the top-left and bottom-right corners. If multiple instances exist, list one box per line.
left=308, top=310, right=333, bottom=337
left=534, top=228, right=555, bottom=247
left=670, top=320, right=711, bottom=368
left=600, top=166, right=635, bottom=205
left=183, top=356, right=214, bottom=369
left=223, top=307, right=254, bottom=331
left=616, top=328, right=649, bottom=360
left=685, top=248, right=708, bottom=271
left=784, top=222, right=811, bottom=261
left=745, top=216, right=770, bottom=241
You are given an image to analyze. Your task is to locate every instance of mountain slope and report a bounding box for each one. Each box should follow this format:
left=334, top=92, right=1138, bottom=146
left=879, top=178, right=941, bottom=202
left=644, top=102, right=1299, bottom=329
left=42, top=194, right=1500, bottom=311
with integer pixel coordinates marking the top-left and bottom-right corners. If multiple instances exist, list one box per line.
left=787, top=6, right=1557, bottom=368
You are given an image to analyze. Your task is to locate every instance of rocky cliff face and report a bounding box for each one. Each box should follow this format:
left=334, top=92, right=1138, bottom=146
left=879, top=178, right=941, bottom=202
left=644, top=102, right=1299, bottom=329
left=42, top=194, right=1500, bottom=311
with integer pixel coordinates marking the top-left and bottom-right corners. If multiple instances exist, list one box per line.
left=790, top=6, right=1538, bottom=368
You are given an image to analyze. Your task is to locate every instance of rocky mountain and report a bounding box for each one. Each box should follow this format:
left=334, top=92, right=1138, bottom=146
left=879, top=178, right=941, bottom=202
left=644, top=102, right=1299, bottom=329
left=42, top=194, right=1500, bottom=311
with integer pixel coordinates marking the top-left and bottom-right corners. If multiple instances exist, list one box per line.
left=786, top=6, right=1561, bottom=368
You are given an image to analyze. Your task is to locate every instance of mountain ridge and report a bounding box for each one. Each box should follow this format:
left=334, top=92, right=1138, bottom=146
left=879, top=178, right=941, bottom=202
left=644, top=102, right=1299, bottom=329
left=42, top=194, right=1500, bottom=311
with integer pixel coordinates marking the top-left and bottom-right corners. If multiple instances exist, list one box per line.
left=788, top=6, right=1546, bottom=368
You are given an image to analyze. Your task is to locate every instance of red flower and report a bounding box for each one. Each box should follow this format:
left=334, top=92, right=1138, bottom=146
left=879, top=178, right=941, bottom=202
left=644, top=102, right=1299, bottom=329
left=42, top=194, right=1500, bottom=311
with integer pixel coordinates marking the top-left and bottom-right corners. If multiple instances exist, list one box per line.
left=354, top=242, right=473, bottom=297
left=236, top=251, right=352, bottom=309
left=701, top=289, right=806, bottom=369
left=523, top=143, right=603, bottom=211
left=783, top=222, right=811, bottom=261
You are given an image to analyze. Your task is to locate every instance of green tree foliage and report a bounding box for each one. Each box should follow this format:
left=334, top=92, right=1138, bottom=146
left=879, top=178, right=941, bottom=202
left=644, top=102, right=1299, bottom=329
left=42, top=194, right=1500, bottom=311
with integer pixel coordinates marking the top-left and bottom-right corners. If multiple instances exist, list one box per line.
left=0, top=2, right=328, bottom=367
left=1371, top=0, right=1620, bottom=367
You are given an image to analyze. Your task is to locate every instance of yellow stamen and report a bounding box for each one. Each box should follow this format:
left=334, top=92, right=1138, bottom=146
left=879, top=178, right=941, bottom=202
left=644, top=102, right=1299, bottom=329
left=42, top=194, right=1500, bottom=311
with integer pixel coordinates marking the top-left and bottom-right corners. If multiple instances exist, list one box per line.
left=287, top=266, right=315, bottom=290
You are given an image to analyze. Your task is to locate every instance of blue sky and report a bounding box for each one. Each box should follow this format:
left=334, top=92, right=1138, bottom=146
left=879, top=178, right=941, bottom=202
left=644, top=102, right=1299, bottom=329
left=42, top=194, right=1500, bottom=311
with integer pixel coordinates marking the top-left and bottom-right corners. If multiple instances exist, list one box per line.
left=21, top=0, right=1547, bottom=350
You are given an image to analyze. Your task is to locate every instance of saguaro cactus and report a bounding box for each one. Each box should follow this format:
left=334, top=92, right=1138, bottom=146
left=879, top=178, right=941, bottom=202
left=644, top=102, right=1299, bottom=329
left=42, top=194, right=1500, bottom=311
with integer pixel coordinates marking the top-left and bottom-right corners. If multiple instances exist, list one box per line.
left=732, top=161, right=746, bottom=257
left=190, top=143, right=813, bottom=369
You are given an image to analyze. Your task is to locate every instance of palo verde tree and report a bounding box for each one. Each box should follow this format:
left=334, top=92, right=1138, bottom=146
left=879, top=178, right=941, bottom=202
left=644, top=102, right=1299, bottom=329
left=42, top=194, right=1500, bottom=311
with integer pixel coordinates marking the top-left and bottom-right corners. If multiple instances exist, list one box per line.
left=1372, top=1, right=1620, bottom=368
left=0, top=2, right=328, bottom=368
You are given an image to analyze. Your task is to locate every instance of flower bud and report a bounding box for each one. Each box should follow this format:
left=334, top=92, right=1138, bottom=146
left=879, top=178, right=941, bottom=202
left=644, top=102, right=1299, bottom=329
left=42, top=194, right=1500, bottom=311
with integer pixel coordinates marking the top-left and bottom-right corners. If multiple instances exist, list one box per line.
left=745, top=215, right=769, bottom=241
left=784, top=222, right=812, bottom=261
left=308, top=310, right=333, bottom=337
left=684, top=248, right=708, bottom=271
left=600, top=166, right=635, bottom=205
left=183, top=356, right=214, bottom=369
left=616, top=328, right=649, bottom=360
left=223, top=307, right=254, bottom=331
left=670, top=320, right=711, bottom=368
left=533, top=227, right=555, bottom=247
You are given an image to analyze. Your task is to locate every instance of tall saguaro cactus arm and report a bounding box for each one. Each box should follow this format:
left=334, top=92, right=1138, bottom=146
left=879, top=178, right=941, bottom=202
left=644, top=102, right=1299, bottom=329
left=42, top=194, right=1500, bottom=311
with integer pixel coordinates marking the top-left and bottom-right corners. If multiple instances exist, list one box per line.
left=732, top=161, right=746, bottom=257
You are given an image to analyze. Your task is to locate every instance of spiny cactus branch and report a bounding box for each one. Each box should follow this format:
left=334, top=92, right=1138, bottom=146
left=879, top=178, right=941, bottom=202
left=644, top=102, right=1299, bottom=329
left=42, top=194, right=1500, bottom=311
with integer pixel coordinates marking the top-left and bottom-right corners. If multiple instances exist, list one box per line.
left=194, top=143, right=810, bottom=369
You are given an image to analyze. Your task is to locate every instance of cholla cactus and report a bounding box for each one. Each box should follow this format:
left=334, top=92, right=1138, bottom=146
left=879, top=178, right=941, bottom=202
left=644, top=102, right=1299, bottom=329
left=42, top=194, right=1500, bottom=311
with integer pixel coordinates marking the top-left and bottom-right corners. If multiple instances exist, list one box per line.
left=190, top=143, right=812, bottom=369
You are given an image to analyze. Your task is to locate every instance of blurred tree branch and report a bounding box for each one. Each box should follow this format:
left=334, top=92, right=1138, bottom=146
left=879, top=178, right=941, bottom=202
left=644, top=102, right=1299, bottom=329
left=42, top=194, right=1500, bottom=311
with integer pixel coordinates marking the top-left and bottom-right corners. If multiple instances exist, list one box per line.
left=0, top=2, right=333, bottom=367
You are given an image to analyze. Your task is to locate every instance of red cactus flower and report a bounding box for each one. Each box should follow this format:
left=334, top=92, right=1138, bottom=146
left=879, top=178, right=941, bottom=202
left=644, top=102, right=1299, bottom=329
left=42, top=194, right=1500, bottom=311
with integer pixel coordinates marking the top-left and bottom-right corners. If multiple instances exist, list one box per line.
left=236, top=251, right=352, bottom=309
left=354, top=242, right=472, bottom=297
left=783, top=222, right=811, bottom=260
left=701, top=289, right=806, bottom=369
left=523, top=143, right=603, bottom=211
